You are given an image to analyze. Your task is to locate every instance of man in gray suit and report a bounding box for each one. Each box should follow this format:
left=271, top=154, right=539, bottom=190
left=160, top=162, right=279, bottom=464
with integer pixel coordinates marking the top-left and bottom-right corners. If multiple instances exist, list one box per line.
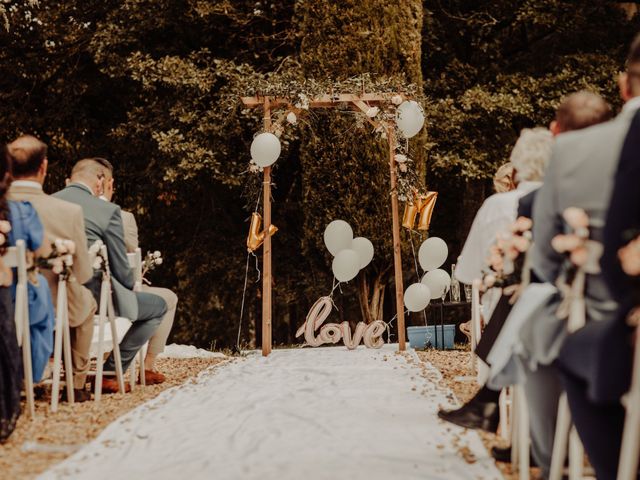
left=526, top=39, right=640, bottom=476
left=55, top=159, right=167, bottom=393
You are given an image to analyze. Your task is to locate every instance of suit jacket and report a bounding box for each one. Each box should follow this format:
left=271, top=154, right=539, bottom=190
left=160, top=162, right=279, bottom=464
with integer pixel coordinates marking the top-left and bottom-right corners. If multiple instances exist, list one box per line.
left=54, top=184, right=138, bottom=319
left=8, top=183, right=96, bottom=327
left=516, top=189, right=538, bottom=219
left=526, top=109, right=636, bottom=365
left=121, top=210, right=139, bottom=253
left=582, top=108, right=640, bottom=401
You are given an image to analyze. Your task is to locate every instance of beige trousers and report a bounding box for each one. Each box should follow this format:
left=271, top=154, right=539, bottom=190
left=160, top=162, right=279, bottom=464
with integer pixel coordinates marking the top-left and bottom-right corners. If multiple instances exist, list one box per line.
left=141, top=286, right=178, bottom=355
left=71, top=301, right=97, bottom=389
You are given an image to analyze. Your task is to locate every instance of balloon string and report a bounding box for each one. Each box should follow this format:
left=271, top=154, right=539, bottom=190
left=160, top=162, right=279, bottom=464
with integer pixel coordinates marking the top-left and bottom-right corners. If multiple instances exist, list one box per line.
left=409, top=232, right=429, bottom=327
left=236, top=251, right=252, bottom=353
left=252, top=251, right=261, bottom=283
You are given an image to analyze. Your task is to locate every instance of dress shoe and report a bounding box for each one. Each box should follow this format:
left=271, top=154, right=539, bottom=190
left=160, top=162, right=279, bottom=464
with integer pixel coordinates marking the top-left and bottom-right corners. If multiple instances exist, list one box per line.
left=97, top=377, right=131, bottom=394
left=142, top=370, right=166, bottom=385
left=438, top=399, right=499, bottom=433
left=491, top=445, right=537, bottom=467
left=61, top=387, right=92, bottom=403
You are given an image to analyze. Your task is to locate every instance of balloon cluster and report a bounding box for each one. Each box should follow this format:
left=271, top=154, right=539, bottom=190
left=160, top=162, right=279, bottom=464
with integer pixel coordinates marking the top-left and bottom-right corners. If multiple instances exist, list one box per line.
left=403, top=237, right=450, bottom=312
left=323, top=220, right=374, bottom=282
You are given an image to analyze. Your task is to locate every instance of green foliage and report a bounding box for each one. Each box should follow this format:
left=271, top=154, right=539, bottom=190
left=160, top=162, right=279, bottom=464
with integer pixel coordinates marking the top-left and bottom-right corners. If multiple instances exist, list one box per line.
left=0, top=0, right=638, bottom=348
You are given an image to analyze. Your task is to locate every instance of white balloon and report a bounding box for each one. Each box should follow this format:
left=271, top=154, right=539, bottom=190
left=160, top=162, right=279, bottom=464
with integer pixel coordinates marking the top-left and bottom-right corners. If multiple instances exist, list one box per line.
left=324, top=220, right=353, bottom=256
left=404, top=283, right=432, bottom=312
left=421, top=269, right=451, bottom=299
left=396, top=100, right=425, bottom=138
left=250, top=132, right=281, bottom=167
left=418, top=237, right=448, bottom=271
left=351, top=237, right=374, bottom=269
left=332, top=249, right=361, bottom=283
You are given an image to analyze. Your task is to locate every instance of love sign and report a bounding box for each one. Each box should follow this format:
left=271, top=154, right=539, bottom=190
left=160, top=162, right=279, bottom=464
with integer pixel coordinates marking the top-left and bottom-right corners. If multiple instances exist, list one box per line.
left=295, top=296, right=385, bottom=349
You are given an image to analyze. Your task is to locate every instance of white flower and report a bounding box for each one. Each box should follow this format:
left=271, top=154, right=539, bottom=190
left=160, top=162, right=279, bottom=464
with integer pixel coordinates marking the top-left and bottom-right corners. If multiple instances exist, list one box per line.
left=0, top=220, right=11, bottom=234
left=54, top=238, right=67, bottom=253
left=394, top=154, right=407, bottom=164
left=391, top=95, right=403, bottom=106
left=153, top=251, right=161, bottom=258
left=63, top=254, right=74, bottom=266
left=88, top=240, right=103, bottom=255
left=155, top=258, right=163, bottom=266
left=92, top=258, right=103, bottom=270
left=366, top=107, right=379, bottom=118
left=563, top=207, right=589, bottom=230
left=286, top=112, right=297, bottom=125
left=63, top=239, right=76, bottom=255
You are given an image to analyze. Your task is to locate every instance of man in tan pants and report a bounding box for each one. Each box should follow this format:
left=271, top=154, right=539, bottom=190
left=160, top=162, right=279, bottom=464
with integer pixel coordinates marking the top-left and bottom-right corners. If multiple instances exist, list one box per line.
left=93, top=158, right=177, bottom=380
left=7, top=136, right=97, bottom=401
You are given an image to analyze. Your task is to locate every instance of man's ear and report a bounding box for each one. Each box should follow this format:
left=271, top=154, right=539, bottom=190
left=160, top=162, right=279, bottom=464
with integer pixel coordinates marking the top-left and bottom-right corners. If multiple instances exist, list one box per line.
left=40, top=158, right=48, bottom=178
left=549, top=120, right=561, bottom=136
left=619, top=72, right=632, bottom=102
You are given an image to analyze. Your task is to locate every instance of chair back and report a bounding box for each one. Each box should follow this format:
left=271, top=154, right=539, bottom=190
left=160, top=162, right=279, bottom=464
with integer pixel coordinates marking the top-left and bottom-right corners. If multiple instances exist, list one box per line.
left=127, top=248, right=143, bottom=292
left=3, top=240, right=28, bottom=344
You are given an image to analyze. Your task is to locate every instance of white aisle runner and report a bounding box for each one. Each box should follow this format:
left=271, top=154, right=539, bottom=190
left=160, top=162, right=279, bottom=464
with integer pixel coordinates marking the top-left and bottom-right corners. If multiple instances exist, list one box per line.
left=41, top=345, right=502, bottom=480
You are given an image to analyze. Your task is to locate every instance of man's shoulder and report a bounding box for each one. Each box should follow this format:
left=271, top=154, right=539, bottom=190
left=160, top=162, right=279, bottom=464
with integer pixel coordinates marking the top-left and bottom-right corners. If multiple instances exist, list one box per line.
left=55, top=186, right=119, bottom=217
left=555, top=116, right=626, bottom=151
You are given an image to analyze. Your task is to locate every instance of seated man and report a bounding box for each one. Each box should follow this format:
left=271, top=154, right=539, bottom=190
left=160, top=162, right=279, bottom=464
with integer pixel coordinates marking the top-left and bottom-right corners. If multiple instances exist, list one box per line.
left=95, top=158, right=177, bottom=382
left=6, top=135, right=96, bottom=401
left=54, top=159, right=167, bottom=393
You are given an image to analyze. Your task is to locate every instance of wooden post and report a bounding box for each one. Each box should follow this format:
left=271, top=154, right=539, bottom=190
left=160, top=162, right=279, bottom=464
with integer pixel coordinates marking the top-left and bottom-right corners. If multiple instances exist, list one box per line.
left=387, top=126, right=406, bottom=351
left=262, top=97, right=273, bottom=356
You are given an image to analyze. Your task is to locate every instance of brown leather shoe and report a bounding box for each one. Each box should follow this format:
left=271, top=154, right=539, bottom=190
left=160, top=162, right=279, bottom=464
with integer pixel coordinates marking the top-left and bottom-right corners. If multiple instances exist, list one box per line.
left=100, top=377, right=131, bottom=394
left=61, top=387, right=92, bottom=403
left=143, top=370, right=165, bottom=385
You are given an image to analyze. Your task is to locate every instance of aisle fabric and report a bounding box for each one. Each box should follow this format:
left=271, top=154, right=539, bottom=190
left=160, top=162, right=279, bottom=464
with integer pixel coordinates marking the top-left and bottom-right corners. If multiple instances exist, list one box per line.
left=40, top=345, right=502, bottom=480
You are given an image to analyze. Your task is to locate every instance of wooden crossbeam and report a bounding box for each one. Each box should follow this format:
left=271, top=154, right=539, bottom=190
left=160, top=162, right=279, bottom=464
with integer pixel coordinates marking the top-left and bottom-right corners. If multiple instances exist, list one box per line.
left=241, top=93, right=403, bottom=109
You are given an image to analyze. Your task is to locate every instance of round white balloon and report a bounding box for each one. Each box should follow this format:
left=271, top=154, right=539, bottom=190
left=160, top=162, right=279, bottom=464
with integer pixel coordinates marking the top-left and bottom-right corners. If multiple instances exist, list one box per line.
left=351, top=237, right=374, bottom=269
left=332, top=249, right=361, bottom=283
left=250, top=132, right=281, bottom=168
left=396, top=100, right=425, bottom=138
left=404, top=283, right=432, bottom=312
left=418, top=237, right=448, bottom=271
left=324, top=220, right=354, bottom=256
left=421, top=269, right=451, bottom=299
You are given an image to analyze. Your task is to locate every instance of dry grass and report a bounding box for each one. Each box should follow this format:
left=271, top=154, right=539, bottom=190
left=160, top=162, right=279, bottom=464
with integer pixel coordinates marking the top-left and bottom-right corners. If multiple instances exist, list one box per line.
left=0, top=357, right=228, bottom=479
left=416, top=347, right=539, bottom=480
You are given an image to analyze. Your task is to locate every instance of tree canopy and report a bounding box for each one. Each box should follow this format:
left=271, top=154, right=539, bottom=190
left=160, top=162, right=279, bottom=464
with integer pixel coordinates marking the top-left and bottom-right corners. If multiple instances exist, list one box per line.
left=0, top=1, right=638, bottom=348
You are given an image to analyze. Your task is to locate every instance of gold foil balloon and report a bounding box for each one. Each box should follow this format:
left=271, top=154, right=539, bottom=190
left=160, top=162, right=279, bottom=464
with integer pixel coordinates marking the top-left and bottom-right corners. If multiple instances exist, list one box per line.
left=417, top=191, right=438, bottom=231
left=402, top=202, right=419, bottom=230
left=402, top=191, right=438, bottom=231
left=247, top=213, right=278, bottom=252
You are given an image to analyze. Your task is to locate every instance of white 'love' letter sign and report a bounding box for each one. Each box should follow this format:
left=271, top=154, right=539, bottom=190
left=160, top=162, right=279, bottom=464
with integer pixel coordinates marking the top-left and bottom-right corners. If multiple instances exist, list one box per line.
left=295, top=296, right=386, bottom=349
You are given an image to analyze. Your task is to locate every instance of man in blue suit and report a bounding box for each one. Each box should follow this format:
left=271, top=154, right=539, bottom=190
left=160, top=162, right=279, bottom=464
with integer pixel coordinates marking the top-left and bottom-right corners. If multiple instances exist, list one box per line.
left=55, top=159, right=167, bottom=393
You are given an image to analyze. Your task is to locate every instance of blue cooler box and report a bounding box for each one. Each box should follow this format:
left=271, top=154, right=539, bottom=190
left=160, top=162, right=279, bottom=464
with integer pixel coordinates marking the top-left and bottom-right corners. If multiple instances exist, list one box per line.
left=407, top=325, right=455, bottom=350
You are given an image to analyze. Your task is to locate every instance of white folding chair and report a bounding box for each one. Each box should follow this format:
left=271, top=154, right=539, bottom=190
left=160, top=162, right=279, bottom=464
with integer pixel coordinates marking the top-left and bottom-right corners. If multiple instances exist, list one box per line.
left=92, top=244, right=126, bottom=401
left=617, top=320, right=640, bottom=480
left=509, top=385, right=531, bottom=480
left=550, top=270, right=587, bottom=480
left=50, top=273, right=74, bottom=412
left=470, top=280, right=482, bottom=372
left=3, top=240, right=35, bottom=417
left=499, top=387, right=512, bottom=442
left=126, top=248, right=146, bottom=387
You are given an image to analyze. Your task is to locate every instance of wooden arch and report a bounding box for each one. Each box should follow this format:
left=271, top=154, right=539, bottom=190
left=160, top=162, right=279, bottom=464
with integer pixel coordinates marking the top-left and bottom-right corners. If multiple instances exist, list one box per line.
left=242, top=93, right=415, bottom=356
